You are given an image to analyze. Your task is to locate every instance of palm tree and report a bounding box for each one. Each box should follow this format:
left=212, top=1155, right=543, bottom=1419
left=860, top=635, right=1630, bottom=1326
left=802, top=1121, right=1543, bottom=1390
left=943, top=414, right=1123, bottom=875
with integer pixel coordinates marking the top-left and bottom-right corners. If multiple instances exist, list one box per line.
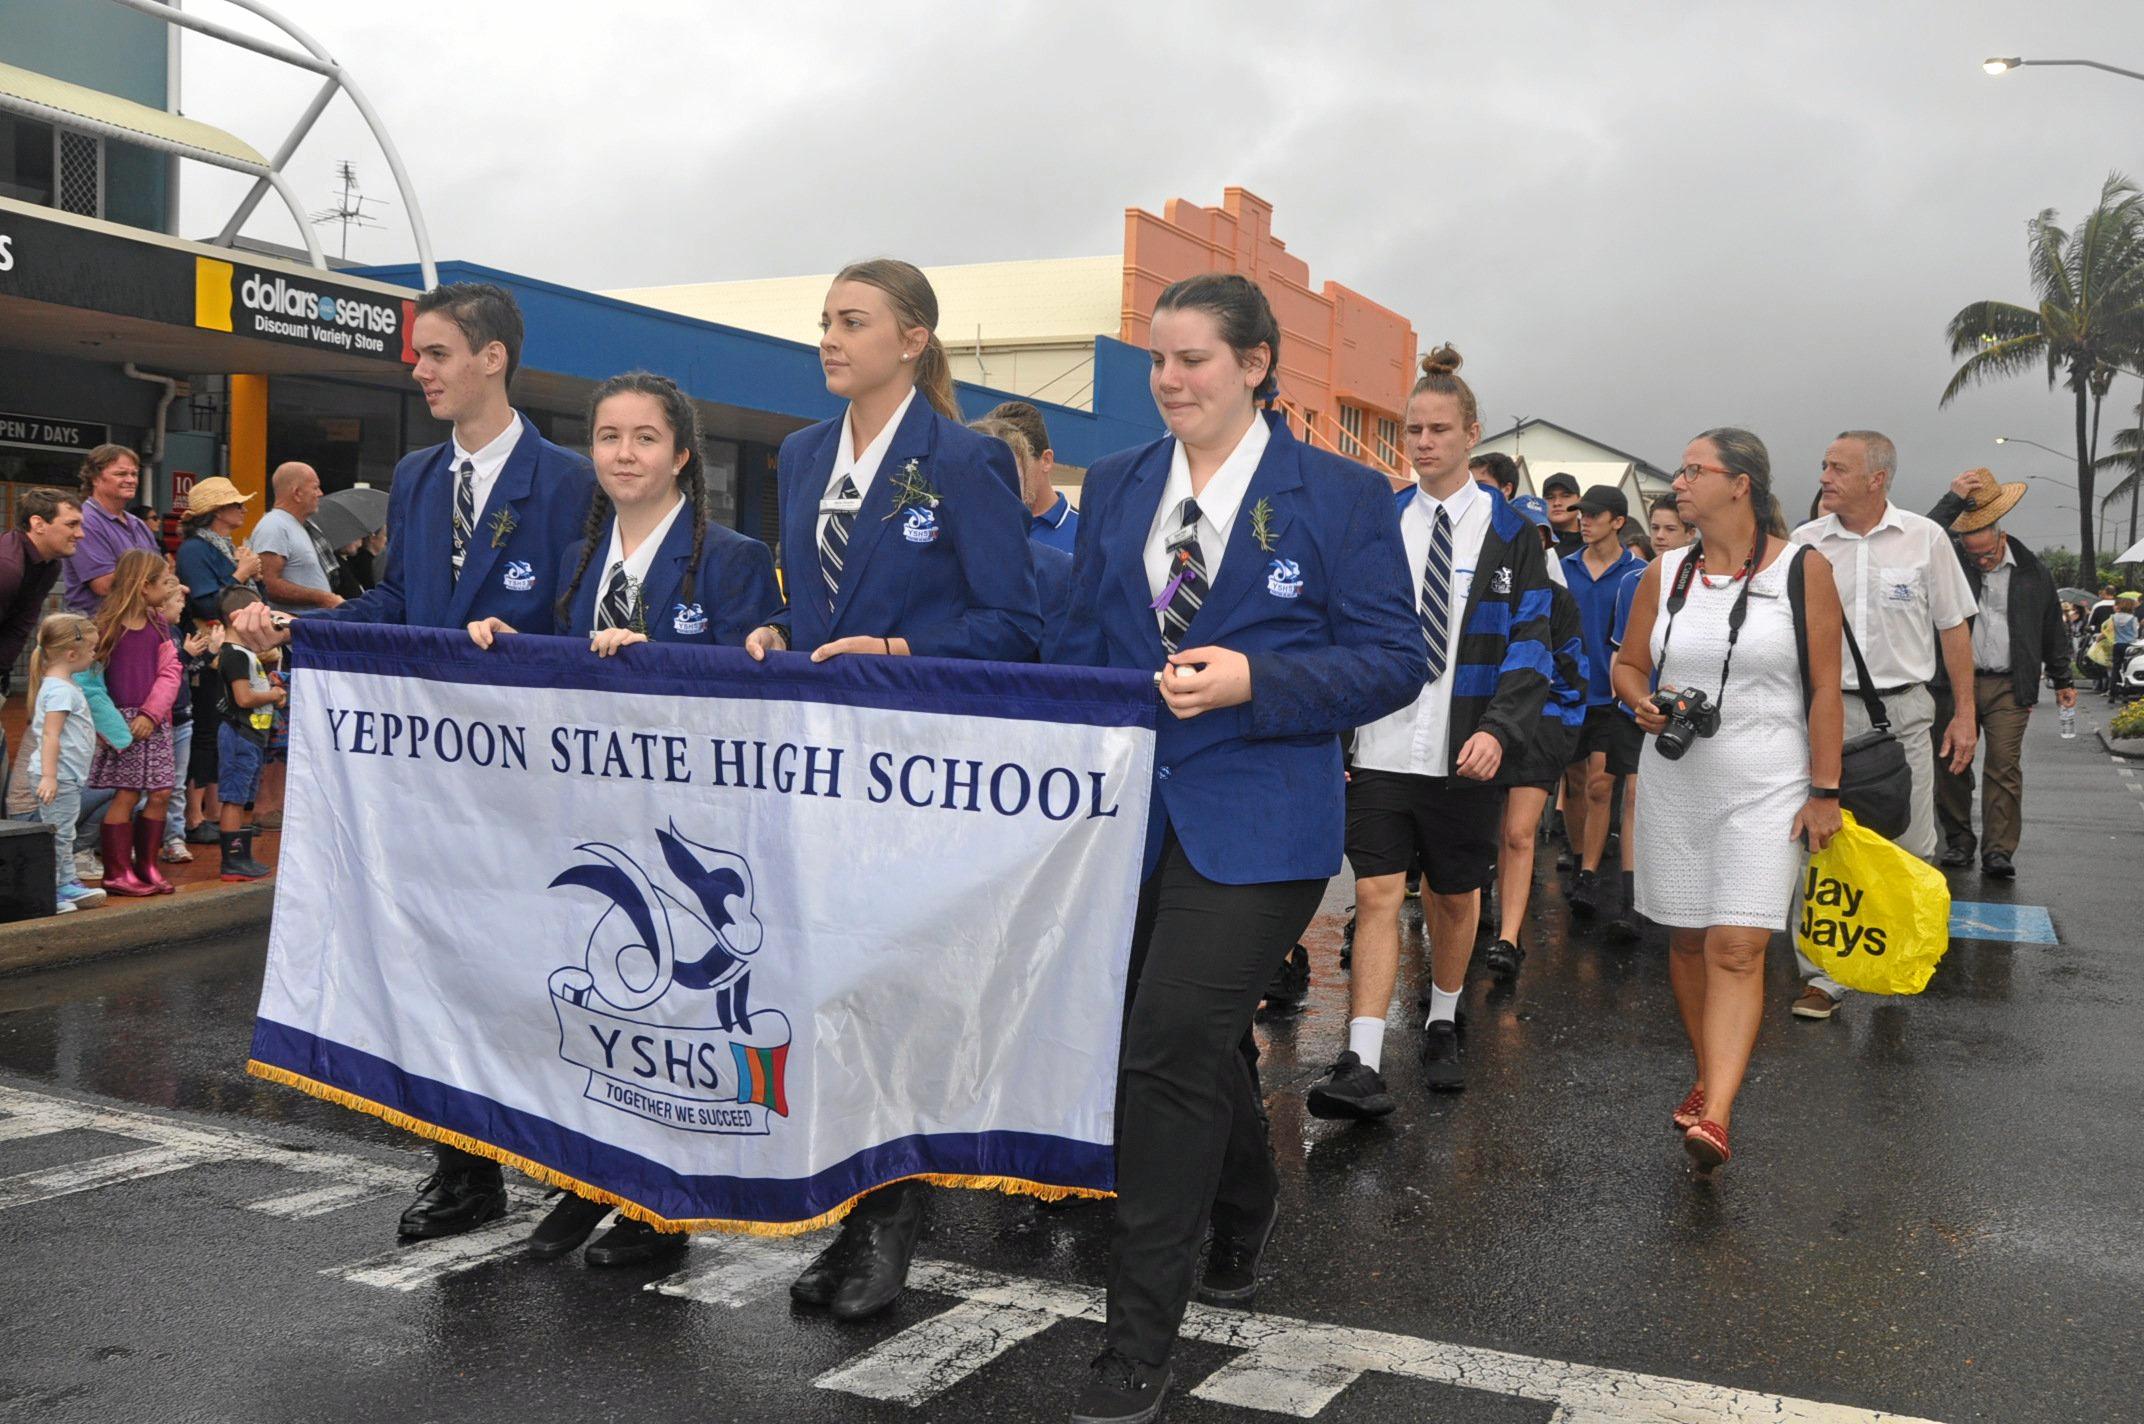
left=1943, top=172, right=2144, bottom=576
left=2094, top=392, right=2144, bottom=557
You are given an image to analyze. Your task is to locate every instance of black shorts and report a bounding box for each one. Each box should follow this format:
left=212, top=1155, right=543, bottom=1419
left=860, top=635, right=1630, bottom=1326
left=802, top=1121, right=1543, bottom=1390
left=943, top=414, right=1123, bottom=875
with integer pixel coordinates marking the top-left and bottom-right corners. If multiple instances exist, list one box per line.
left=1345, top=768, right=1505, bottom=893
left=1573, top=704, right=1643, bottom=777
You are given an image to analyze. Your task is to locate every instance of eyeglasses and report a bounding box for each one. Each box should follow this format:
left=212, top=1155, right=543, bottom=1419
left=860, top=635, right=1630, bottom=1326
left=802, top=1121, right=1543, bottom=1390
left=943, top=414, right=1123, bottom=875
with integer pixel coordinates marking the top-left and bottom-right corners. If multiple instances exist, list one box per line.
left=1672, top=463, right=1736, bottom=482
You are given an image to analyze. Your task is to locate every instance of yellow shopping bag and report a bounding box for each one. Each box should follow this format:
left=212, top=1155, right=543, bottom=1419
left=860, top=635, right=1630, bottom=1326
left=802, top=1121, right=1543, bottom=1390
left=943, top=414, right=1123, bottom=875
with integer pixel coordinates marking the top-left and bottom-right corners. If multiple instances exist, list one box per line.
left=1795, top=812, right=1952, bottom=994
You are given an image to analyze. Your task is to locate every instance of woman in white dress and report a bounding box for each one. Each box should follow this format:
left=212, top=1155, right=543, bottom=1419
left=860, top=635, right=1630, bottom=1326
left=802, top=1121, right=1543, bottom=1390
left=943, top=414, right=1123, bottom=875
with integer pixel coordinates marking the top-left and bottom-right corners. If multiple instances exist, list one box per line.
left=1613, top=428, right=1844, bottom=1172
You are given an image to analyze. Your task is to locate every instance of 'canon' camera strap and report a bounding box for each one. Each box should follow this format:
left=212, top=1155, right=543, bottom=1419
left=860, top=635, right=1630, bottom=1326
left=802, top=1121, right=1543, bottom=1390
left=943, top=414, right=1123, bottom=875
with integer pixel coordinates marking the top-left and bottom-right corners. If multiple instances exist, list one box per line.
left=1656, top=529, right=1766, bottom=713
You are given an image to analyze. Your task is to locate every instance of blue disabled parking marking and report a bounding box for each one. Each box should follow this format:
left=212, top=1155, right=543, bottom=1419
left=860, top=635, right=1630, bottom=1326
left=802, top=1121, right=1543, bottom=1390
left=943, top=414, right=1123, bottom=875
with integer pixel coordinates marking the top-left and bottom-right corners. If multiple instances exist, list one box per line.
left=1949, top=901, right=2058, bottom=945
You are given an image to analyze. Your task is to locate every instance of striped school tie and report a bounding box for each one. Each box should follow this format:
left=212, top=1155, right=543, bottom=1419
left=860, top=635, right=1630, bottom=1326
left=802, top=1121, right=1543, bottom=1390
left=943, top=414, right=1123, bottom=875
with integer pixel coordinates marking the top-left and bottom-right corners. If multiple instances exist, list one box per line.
left=817, top=474, right=858, bottom=613
left=1420, top=504, right=1453, bottom=684
left=451, top=459, right=476, bottom=581
left=1156, top=498, right=1210, bottom=655
left=595, top=561, right=637, bottom=632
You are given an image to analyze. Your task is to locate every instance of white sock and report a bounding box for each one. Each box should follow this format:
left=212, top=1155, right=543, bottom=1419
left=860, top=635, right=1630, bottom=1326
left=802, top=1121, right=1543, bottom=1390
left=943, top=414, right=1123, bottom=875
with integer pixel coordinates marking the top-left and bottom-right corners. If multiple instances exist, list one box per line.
left=1426, top=984, right=1462, bottom=1026
left=1346, top=1016, right=1386, bottom=1073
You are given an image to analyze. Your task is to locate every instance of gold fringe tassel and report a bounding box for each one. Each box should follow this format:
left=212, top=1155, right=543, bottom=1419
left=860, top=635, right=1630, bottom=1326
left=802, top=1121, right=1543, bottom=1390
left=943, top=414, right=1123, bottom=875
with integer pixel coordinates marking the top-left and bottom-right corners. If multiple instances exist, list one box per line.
left=245, top=1059, right=1113, bottom=1237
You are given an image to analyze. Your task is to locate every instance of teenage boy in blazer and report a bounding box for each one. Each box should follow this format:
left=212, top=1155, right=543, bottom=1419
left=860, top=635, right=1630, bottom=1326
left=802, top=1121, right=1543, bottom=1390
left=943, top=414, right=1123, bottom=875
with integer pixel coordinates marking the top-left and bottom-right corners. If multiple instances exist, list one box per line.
left=232, top=282, right=595, bottom=1242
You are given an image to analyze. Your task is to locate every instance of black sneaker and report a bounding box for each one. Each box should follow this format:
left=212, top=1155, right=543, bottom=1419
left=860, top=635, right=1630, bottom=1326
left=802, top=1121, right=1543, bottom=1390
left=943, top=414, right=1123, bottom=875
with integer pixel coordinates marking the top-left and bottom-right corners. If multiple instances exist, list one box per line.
left=1305, top=1051, right=1394, bottom=1120
left=1420, top=1020, right=1465, bottom=1092
left=1197, top=1195, right=1279, bottom=1306
left=1260, top=942, right=1311, bottom=1013
left=1567, top=869, right=1600, bottom=918
left=527, top=1191, right=610, bottom=1259
left=1071, top=1350, right=1173, bottom=1424
left=1483, top=938, right=1524, bottom=981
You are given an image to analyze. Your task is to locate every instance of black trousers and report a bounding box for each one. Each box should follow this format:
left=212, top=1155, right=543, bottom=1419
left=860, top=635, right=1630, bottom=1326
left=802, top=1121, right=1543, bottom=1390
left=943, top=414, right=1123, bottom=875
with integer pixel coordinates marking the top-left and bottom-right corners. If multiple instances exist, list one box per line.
left=1105, top=835, right=1324, bottom=1367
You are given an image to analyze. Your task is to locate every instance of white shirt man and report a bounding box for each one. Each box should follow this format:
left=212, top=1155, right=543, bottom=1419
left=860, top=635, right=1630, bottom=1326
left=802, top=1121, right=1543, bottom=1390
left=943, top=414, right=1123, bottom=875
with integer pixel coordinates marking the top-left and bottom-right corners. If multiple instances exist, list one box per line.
left=1787, top=430, right=1977, bottom=1019
left=1352, top=475, right=1492, bottom=777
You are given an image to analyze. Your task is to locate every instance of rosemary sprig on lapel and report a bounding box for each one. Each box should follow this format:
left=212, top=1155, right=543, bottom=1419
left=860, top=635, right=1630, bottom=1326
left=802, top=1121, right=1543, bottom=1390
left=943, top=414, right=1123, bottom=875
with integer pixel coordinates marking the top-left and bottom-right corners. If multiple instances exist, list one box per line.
left=1250, top=497, right=1277, bottom=553
left=487, top=507, right=519, bottom=548
left=883, top=458, right=941, bottom=520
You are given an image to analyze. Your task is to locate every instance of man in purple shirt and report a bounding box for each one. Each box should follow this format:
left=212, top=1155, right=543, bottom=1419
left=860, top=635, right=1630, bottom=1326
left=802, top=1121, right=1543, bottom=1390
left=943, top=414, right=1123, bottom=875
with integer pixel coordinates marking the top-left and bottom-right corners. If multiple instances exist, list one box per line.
left=63, top=444, right=161, bottom=615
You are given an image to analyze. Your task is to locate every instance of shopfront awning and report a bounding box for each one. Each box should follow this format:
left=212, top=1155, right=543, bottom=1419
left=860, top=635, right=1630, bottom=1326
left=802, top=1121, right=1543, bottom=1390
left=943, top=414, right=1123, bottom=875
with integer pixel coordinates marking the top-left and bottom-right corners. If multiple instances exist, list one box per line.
left=0, top=60, right=267, bottom=169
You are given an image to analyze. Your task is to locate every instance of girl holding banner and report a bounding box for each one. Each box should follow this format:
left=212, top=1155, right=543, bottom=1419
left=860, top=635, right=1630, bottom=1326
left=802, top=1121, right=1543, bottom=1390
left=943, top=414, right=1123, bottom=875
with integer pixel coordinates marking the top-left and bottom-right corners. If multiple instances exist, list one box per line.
left=743, top=258, right=1040, bottom=1320
left=468, top=372, right=781, bottom=656
left=465, top=372, right=781, bottom=1265
left=1048, top=274, right=1425, bottom=1424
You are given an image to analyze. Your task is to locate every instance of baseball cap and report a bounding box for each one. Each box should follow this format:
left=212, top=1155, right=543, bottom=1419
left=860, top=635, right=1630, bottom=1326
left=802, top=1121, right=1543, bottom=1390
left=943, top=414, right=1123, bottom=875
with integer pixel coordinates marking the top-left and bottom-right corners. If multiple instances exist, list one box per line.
left=1577, top=486, right=1629, bottom=519
left=1541, top=471, right=1581, bottom=499
left=1512, top=493, right=1551, bottom=527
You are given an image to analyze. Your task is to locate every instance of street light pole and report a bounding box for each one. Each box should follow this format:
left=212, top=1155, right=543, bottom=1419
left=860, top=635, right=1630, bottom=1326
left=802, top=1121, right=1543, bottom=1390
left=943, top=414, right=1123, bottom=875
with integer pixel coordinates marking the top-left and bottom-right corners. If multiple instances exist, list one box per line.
left=1984, top=56, right=2144, bottom=84
left=1994, top=434, right=2075, bottom=461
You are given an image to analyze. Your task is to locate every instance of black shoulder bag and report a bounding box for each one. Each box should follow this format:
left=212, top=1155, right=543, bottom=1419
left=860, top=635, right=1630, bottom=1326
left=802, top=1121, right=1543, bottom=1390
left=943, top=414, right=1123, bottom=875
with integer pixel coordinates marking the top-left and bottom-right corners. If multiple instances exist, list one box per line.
left=1787, top=548, right=1913, bottom=841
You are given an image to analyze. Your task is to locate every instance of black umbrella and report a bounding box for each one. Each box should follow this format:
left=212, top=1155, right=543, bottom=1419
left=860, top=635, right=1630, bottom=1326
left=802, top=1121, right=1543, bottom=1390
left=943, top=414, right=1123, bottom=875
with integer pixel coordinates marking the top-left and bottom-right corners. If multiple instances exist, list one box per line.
left=314, top=486, right=390, bottom=551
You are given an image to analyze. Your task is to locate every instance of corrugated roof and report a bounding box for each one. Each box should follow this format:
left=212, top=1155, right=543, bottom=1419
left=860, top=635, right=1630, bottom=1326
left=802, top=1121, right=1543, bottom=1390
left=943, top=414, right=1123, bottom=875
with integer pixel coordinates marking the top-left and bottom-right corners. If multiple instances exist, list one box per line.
left=609, top=255, right=1124, bottom=346
left=0, top=60, right=266, bottom=168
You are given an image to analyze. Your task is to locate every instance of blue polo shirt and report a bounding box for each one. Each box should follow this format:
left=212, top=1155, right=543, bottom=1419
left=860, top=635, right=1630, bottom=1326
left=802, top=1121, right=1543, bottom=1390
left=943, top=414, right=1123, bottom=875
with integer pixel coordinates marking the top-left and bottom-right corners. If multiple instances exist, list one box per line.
left=1029, top=492, right=1078, bottom=555
left=1563, top=543, right=1646, bottom=706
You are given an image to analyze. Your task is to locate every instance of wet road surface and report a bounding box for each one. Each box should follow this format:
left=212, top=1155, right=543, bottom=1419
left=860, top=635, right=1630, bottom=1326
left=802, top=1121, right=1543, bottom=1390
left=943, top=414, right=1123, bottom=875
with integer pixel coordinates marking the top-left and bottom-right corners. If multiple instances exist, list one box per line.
left=2, top=706, right=2139, bottom=1423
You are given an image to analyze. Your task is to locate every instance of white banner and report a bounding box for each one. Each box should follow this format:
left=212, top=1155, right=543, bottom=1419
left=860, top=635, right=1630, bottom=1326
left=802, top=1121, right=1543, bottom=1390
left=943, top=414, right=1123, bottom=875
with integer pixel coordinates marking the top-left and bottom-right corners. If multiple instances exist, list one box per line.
left=250, top=623, right=1155, bottom=1231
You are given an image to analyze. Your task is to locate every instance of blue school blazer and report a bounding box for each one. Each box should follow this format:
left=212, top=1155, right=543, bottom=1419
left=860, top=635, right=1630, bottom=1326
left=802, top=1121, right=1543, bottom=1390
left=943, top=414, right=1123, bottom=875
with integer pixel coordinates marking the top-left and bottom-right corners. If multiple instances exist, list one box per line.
left=772, top=397, right=1039, bottom=661
left=556, top=511, right=781, bottom=647
left=1032, top=539, right=1074, bottom=653
left=1048, top=414, right=1426, bottom=885
left=320, top=415, right=596, bottom=632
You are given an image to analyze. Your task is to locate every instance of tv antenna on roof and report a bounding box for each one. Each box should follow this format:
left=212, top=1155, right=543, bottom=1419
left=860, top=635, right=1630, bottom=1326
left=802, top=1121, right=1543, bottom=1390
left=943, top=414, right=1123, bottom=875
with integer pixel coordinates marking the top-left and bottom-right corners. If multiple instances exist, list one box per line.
left=309, top=160, right=388, bottom=260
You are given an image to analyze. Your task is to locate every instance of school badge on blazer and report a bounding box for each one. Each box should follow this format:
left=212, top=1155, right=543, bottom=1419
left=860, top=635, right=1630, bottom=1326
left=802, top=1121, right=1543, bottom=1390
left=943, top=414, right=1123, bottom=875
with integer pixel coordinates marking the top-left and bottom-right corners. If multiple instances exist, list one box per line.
left=672, top=602, right=709, bottom=636
left=1265, top=557, right=1304, bottom=599
left=547, top=823, right=791, bottom=1135
left=901, top=506, right=941, bottom=545
left=502, top=559, right=536, bottom=592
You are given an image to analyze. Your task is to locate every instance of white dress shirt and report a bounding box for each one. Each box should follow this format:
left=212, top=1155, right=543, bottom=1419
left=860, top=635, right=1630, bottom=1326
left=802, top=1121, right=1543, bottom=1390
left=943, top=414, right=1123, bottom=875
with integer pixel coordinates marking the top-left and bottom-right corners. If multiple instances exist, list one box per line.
left=1971, top=542, right=2015, bottom=673
left=452, top=412, right=524, bottom=526
left=1791, top=502, right=1974, bottom=689
left=1352, top=477, right=1494, bottom=777
left=600, top=493, right=688, bottom=606
left=815, top=388, right=916, bottom=550
left=1143, top=413, right=1270, bottom=609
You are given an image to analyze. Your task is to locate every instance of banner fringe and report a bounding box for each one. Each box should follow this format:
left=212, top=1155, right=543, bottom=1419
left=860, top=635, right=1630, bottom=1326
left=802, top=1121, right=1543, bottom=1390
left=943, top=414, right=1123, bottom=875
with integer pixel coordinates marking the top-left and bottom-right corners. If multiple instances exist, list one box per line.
left=245, top=1060, right=1113, bottom=1236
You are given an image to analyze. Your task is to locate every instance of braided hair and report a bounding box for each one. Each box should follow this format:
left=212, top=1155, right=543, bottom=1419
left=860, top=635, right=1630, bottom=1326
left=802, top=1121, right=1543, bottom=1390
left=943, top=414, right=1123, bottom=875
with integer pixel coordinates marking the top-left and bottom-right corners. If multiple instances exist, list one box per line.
left=559, top=372, right=711, bottom=630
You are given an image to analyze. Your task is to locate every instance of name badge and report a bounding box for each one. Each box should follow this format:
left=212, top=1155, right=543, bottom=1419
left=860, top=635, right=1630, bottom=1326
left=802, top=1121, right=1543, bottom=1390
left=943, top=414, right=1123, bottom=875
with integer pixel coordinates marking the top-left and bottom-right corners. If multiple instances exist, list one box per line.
left=820, top=494, right=863, bottom=516
left=1165, top=522, right=1200, bottom=552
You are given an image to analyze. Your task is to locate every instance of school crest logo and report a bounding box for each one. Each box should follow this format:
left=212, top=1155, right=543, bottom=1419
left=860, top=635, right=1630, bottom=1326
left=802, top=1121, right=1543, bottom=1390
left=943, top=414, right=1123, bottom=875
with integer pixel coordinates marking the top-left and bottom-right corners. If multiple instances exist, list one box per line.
left=502, top=559, right=536, bottom=592
left=1265, top=557, right=1304, bottom=599
left=1491, top=565, right=1513, bottom=595
left=902, top=506, right=940, bottom=544
left=672, top=602, right=709, bottom=637
left=1885, top=580, right=1915, bottom=604
left=547, top=823, right=791, bottom=1135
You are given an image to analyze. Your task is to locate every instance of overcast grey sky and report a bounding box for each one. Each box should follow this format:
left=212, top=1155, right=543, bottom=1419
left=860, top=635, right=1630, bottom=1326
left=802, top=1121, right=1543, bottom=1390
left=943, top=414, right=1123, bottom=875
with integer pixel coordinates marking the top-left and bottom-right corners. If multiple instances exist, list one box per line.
left=172, top=0, right=2144, bottom=553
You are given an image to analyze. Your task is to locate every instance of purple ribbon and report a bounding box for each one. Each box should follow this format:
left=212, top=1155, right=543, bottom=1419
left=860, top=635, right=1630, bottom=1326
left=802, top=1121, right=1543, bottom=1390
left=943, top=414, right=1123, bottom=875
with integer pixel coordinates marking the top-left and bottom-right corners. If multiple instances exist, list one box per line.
left=1150, top=567, right=1190, bottom=612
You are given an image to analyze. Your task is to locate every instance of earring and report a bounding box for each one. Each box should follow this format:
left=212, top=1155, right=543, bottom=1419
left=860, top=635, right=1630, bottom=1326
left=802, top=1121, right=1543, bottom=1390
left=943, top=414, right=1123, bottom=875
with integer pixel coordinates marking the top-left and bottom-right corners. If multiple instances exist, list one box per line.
left=901, top=354, right=912, bottom=362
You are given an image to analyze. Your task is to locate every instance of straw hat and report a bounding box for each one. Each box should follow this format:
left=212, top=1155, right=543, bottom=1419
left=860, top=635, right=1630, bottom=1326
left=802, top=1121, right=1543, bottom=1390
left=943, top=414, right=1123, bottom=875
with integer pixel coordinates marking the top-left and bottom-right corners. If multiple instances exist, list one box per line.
left=185, top=476, right=255, bottom=518
left=1948, top=468, right=2027, bottom=533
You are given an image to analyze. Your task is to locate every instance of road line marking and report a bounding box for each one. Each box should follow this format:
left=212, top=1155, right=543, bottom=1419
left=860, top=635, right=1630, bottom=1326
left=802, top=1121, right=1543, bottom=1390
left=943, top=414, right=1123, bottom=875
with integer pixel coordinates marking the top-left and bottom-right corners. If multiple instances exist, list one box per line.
left=815, top=1297, right=1063, bottom=1404
left=0, top=1099, right=92, bottom=1143
left=323, top=1211, right=536, bottom=1291
left=0, top=1144, right=207, bottom=1210
left=648, top=1235, right=817, bottom=1308
left=244, top=1181, right=397, bottom=1219
left=0, top=1082, right=1950, bottom=1423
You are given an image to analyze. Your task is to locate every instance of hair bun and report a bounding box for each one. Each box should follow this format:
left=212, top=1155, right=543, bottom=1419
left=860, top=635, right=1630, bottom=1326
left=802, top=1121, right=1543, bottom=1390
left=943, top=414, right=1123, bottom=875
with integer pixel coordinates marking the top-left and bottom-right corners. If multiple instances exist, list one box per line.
left=1420, top=344, right=1463, bottom=378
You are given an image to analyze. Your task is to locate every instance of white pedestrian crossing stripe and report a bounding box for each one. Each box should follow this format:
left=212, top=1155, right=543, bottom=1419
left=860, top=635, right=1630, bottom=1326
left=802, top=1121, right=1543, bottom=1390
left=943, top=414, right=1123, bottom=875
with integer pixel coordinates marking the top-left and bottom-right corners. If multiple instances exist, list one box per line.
left=0, top=1082, right=1950, bottom=1422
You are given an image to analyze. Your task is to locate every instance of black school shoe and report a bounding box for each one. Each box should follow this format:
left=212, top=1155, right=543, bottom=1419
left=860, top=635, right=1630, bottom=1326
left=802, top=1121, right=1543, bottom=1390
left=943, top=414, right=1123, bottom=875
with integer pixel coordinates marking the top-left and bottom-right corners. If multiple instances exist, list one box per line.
left=1483, top=938, right=1524, bottom=981
left=1197, top=1195, right=1279, bottom=1306
left=526, top=1191, right=609, bottom=1259
left=1567, top=869, right=1600, bottom=918
left=583, top=1217, right=690, bottom=1267
left=1305, top=1051, right=1395, bottom=1120
left=396, top=1166, right=506, bottom=1240
left=1420, top=1020, right=1465, bottom=1092
left=1071, top=1351, right=1173, bottom=1424
left=1260, top=942, right=1311, bottom=1013
left=1982, top=851, right=2017, bottom=879
left=1939, top=841, right=1975, bottom=869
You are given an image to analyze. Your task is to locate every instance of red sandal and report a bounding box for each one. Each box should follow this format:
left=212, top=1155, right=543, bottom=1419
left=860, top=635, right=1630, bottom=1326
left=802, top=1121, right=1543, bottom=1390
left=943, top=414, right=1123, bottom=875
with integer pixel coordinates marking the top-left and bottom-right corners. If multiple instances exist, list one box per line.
left=1671, top=1086, right=1705, bottom=1131
left=1683, top=1119, right=1730, bottom=1171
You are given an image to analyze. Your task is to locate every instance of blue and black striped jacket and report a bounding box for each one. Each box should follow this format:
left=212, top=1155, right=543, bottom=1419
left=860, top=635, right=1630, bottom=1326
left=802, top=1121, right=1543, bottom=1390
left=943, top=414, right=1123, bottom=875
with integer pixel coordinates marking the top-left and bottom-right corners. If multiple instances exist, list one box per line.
left=1395, top=486, right=1558, bottom=768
